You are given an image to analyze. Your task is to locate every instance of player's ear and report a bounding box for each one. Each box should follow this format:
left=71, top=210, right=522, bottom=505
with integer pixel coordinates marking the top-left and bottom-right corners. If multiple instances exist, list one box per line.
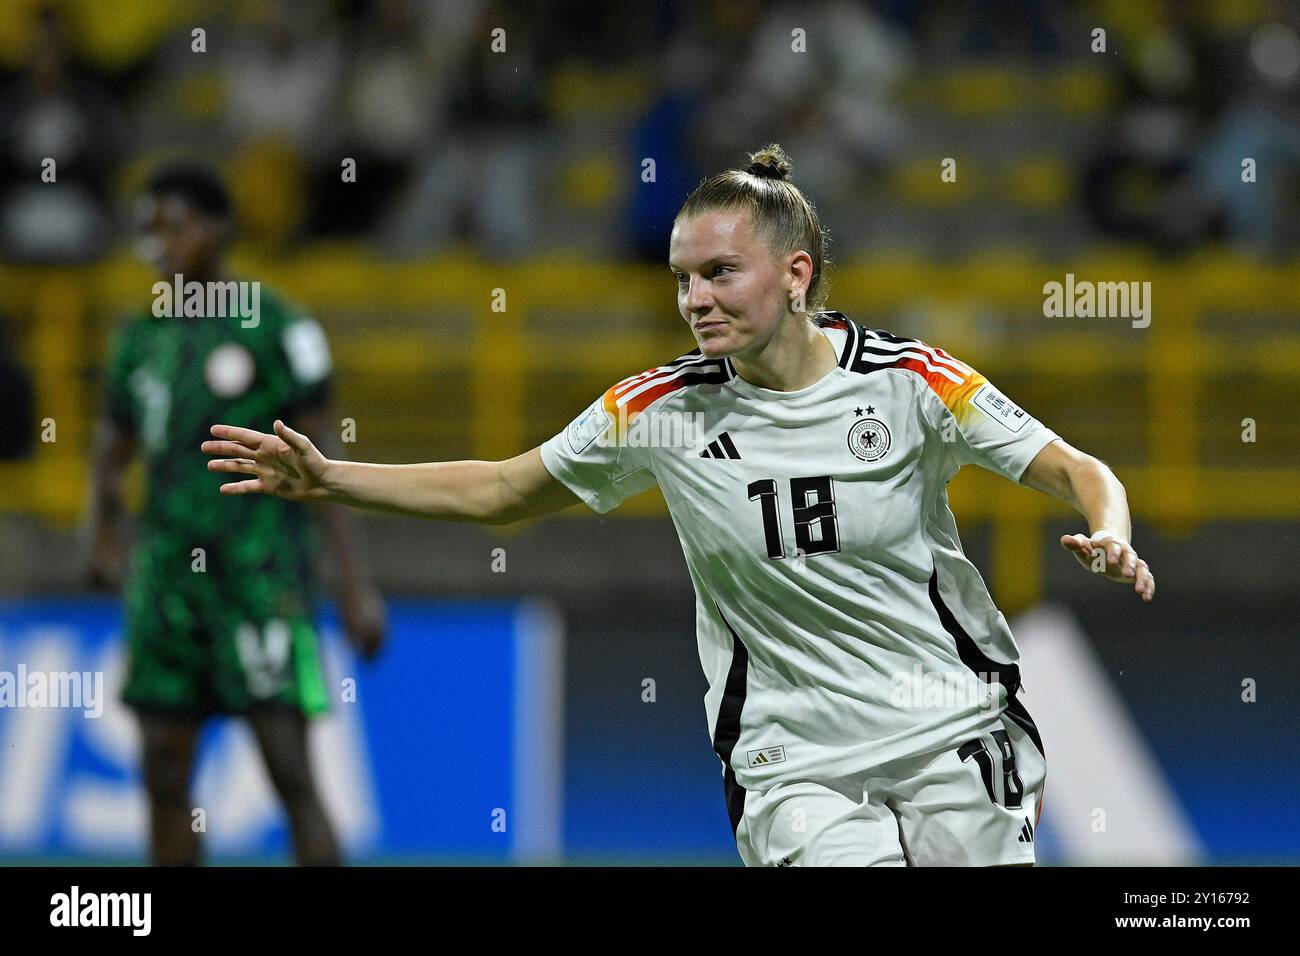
left=786, top=251, right=813, bottom=312
left=787, top=250, right=813, bottom=289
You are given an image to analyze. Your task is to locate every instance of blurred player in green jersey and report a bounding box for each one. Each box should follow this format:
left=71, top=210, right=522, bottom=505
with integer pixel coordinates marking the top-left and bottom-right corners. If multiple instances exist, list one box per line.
left=84, top=162, right=386, bottom=865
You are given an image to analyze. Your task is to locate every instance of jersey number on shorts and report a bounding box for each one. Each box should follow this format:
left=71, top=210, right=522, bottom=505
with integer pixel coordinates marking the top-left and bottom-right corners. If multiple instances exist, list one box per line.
left=958, top=729, right=1025, bottom=810
left=234, top=619, right=293, bottom=699
left=747, top=476, right=841, bottom=560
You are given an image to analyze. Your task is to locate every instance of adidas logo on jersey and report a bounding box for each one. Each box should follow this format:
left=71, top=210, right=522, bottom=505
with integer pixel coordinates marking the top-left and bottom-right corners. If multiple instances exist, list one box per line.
left=1017, top=819, right=1034, bottom=843
left=699, top=432, right=742, bottom=459
left=746, top=744, right=786, bottom=768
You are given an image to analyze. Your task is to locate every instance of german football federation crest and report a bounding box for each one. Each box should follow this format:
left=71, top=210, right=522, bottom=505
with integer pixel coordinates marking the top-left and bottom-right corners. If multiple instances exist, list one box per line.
left=847, top=417, right=891, bottom=462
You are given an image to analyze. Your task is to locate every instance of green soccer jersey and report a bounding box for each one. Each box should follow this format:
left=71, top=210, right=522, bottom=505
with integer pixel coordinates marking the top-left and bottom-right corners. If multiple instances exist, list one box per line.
left=104, top=283, right=335, bottom=714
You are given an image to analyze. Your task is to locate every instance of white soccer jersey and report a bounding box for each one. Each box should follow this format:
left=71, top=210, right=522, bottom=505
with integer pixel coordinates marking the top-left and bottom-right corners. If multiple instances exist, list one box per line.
left=539, top=312, right=1059, bottom=829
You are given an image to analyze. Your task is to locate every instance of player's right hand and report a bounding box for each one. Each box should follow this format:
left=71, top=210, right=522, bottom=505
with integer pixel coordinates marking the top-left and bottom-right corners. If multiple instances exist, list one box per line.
left=202, top=420, right=332, bottom=501
left=1059, top=530, right=1155, bottom=602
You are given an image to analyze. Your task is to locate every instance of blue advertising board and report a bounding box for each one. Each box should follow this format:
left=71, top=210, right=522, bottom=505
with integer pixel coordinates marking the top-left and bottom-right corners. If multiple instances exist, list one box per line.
left=0, top=598, right=563, bottom=863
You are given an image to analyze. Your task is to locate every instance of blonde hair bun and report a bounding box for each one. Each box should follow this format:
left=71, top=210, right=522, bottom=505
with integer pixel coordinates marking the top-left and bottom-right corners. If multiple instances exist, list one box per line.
left=744, top=144, right=793, bottom=181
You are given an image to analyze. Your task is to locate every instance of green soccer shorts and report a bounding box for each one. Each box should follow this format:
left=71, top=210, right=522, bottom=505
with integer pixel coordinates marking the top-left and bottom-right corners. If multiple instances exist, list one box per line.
left=119, top=570, right=330, bottom=717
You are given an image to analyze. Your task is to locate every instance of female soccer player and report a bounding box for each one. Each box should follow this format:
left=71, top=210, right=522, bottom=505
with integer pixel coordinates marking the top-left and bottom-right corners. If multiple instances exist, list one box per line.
left=90, top=163, right=386, bottom=866
left=203, top=144, right=1154, bottom=867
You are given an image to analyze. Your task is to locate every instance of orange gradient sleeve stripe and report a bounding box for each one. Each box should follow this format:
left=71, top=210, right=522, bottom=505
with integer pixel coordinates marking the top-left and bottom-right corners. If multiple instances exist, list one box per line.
left=891, top=350, right=985, bottom=427
left=599, top=370, right=693, bottom=441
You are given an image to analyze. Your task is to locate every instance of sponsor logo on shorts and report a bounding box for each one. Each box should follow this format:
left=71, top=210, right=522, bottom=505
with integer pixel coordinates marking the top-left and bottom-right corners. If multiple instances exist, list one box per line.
left=746, top=744, right=786, bottom=768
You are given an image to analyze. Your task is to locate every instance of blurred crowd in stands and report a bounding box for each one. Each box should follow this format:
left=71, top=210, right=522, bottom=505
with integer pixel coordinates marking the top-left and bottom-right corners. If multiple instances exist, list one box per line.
left=0, top=0, right=1297, bottom=264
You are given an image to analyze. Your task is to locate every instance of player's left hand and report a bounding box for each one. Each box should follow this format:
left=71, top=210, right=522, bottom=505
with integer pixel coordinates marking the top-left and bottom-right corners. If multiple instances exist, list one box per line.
left=340, top=584, right=387, bottom=660
left=1060, top=530, right=1154, bottom=602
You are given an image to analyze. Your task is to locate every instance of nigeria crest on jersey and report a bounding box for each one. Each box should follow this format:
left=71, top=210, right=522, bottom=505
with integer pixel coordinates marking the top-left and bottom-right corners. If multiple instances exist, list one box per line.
left=847, top=417, right=891, bottom=462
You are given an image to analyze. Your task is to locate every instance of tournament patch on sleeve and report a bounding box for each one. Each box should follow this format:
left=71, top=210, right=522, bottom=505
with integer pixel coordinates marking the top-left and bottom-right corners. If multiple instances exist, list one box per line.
left=566, top=400, right=611, bottom=455
left=971, top=382, right=1030, bottom=433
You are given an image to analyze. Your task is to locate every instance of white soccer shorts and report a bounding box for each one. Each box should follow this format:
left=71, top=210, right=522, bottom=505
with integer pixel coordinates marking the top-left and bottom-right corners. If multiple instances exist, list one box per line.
left=734, top=711, right=1046, bottom=866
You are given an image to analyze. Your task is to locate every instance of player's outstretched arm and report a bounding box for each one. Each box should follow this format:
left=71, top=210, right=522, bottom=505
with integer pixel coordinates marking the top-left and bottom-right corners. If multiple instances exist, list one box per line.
left=202, top=420, right=580, bottom=524
left=1020, top=438, right=1155, bottom=603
